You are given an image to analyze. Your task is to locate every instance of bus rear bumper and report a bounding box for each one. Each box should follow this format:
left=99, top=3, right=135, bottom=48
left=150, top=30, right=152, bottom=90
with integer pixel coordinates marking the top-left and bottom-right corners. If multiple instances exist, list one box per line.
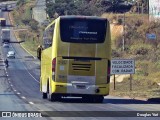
left=53, top=83, right=109, bottom=96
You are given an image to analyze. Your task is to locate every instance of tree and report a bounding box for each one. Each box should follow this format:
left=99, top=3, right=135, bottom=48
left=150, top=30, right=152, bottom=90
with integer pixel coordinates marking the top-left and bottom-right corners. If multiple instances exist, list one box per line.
left=46, top=0, right=112, bottom=18
left=16, top=0, right=26, bottom=6
left=29, top=19, right=39, bottom=31
left=46, top=0, right=134, bottom=18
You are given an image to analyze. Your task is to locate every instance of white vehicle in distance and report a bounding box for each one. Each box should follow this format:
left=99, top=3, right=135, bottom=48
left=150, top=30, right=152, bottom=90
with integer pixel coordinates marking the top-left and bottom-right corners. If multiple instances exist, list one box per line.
left=7, top=51, right=15, bottom=58
left=3, top=42, right=9, bottom=48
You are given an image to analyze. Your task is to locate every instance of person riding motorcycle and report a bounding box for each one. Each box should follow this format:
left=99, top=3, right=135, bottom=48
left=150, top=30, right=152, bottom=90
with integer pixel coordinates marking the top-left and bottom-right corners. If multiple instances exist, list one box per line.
left=5, top=59, right=8, bottom=68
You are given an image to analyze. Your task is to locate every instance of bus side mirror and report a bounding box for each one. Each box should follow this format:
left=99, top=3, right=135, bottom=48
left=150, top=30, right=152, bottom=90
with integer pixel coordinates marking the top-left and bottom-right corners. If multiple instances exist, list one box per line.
left=37, top=46, right=43, bottom=60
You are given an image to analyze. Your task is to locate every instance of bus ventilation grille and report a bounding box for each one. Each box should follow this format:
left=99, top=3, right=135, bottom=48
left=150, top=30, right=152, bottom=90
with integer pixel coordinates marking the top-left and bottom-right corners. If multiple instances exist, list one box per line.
left=72, top=64, right=91, bottom=71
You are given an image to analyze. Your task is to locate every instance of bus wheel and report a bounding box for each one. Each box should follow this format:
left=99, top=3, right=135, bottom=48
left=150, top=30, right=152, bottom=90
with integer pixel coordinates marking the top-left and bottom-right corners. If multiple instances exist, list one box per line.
left=93, top=95, right=104, bottom=103
left=42, top=92, right=47, bottom=99
left=47, top=88, right=53, bottom=101
left=50, top=94, right=61, bottom=102
left=82, top=95, right=94, bottom=103
left=48, top=93, right=52, bottom=101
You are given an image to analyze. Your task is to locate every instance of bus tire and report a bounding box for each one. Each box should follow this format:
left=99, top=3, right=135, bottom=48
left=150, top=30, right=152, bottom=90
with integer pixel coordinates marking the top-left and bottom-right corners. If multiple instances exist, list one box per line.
left=42, top=92, right=47, bottom=99
left=50, top=94, right=61, bottom=102
left=82, top=95, right=94, bottom=103
left=48, top=94, right=52, bottom=101
left=93, top=95, right=104, bottom=103
left=48, top=92, right=53, bottom=101
left=47, top=80, right=53, bottom=101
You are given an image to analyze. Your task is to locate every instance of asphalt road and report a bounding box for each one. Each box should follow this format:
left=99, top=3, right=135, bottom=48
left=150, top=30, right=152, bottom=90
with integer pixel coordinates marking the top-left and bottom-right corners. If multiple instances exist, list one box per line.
left=0, top=8, right=160, bottom=120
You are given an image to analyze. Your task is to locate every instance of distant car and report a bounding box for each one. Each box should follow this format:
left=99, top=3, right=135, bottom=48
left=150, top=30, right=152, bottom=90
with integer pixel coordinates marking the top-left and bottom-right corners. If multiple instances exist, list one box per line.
left=7, top=5, right=12, bottom=11
left=8, top=5, right=12, bottom=8
left=3, top=42, right=9, bottom=48
left=7, top=51, right=15, bottom=58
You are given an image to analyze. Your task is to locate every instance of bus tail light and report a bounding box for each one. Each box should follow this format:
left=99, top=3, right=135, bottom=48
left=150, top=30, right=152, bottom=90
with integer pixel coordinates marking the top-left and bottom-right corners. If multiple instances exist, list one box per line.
left=107, top=60, right=111, bottom=84
left=52, top=58, right=56, bottom=80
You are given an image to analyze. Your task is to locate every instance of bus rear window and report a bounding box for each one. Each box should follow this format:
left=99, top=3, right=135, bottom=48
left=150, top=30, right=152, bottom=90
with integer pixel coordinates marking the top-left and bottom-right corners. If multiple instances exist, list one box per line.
left=60, top=17, right=107, bottom=43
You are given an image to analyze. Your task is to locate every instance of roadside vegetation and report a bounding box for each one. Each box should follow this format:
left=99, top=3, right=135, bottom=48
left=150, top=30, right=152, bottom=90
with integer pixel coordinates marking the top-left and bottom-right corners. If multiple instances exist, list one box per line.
left=110, top=14, right=160, bottom=99
left=10, top=0, right=160, bottom=99
left=46, top=0, right=133, bottom=18
left=10, top=0, right=41, bottom=56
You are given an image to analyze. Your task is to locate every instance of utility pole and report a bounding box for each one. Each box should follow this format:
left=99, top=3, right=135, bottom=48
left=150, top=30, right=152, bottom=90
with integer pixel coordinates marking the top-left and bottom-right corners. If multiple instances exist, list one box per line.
left=142, top=3, right=143, bottom=14
left=122, top=13, right=125, bottom=51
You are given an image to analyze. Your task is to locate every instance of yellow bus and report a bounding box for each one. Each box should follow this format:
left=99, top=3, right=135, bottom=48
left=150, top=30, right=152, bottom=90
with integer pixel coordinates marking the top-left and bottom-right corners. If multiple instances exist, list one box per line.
left=38, top=16, right=111, bottom=103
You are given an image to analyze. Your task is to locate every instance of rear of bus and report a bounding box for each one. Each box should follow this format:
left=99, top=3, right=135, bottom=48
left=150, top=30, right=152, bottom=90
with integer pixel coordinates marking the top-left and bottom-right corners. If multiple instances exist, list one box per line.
left=52, top=16, right=111, bottom=102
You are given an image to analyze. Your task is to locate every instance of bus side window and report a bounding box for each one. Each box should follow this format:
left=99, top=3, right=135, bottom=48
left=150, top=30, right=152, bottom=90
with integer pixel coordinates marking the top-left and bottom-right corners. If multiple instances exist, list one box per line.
left=43, top=24, right=54, bottom=49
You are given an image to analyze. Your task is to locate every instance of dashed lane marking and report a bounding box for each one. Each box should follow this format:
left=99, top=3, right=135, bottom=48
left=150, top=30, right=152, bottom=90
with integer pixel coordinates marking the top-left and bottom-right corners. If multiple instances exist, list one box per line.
left=17, top=92, right=21, bottom=95
left=29, top=102, right=34, bottom=105
left=21, top=96, right=26, bottom=99
left=24, top=66, right=40, bottom=83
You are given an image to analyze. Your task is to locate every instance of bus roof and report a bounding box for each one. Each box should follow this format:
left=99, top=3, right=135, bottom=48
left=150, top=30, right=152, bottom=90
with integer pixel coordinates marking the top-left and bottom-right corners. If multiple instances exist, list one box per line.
left=45, top=15, right=108, bottom=30
left=59, top=15, right=107, bottom=20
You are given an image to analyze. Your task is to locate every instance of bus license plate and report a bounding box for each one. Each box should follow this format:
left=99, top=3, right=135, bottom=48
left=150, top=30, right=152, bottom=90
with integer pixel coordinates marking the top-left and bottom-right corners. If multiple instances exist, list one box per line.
left=76, top=85, right=86, bottom=89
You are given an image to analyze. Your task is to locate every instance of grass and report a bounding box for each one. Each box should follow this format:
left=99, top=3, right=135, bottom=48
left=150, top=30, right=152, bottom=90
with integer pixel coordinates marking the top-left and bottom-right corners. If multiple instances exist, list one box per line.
left=110, top=77, right=160, bottom=98
left=21, top=39, right=39, bottom=56
left=110, top=59, right=160, bottom=99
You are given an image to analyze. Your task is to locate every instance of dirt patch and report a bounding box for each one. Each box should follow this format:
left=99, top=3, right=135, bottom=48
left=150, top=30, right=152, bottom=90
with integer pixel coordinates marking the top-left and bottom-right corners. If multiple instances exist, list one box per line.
left=110, top=74, right=130, bottom=83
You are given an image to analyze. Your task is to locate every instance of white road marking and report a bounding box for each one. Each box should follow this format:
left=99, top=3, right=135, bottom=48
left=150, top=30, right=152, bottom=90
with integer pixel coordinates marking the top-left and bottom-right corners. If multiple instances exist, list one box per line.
left=21, top=96, right=26, bottom=99
left=24, top=66, right=40, bottom=83
left=1, top=30, right=40, bottom=108
left=29, top=102, right=34, bottom=105
left=7, top=43, right=40, bottom=84
left=10, top=43, right=39, bottom=83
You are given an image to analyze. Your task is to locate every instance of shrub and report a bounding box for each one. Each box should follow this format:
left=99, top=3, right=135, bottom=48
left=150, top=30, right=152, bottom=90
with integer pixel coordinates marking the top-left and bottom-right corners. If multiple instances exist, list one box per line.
left=16, top=0, right=26, bottom=6
left=117, top=18, right=123, bottom=25
left=29, top=19, right=39, bottom=31
left=130, top=44, right=152, bottom=55
left=22, top=18, right=30, bottom=25
left=19, top=32, right=27, bottom=40
left=112, top=49, right=121, bottom=58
